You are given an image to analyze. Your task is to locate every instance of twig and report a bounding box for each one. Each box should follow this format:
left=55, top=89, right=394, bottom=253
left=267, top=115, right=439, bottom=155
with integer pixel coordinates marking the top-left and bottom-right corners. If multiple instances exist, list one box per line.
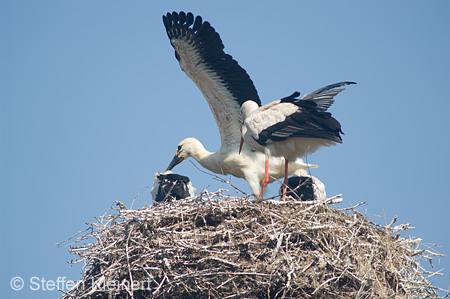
left=60, top=191, right=446, bottom=298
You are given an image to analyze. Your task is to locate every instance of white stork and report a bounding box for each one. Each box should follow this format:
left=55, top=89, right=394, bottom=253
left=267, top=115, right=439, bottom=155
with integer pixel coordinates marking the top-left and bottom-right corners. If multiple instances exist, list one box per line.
left=240, top=82, right=356, bottom=198
left=162, top=11, right=315, bottom=197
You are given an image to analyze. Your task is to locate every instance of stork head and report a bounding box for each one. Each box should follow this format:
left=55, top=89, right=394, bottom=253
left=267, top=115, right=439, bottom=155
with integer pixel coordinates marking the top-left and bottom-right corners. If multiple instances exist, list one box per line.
left=166, top=138, right=205, bottom=171
left=240, top=100, right=259, bottom=119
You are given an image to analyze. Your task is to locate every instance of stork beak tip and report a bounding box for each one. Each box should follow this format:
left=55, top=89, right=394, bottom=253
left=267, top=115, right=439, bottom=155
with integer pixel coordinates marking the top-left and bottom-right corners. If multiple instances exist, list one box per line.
left=239, top=137, right=244, bottom=154
left=166, top=155, right=183, bottom=171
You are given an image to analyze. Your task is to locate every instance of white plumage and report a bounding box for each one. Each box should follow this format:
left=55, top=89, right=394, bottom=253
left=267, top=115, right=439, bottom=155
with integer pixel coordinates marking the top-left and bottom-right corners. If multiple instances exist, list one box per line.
left=166, top=137, right=315, bottom=197
left=241, top=82, right=355, bottom=197
left=163, top=12, right=316, bottom=197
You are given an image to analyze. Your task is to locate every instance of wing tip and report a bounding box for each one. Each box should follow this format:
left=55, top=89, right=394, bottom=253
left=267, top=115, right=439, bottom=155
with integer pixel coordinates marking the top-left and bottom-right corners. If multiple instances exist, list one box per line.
left=329, top=81, right=357, bottom=90
left=162, top=11, right=262, bottom=108
left=342, top=81, right=357, bottom=87
left=163, top=11, right=205, bottom=38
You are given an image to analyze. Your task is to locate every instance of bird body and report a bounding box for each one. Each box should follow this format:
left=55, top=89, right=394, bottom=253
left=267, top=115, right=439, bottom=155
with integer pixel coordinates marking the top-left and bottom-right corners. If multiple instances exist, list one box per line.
left=162, top=11, right=316, bottom=196
left=241, top=101, right=338, bottom=160
left=241, top=82, right=355, bottom=197
left=151, top=171, right=195, bottom=203
left=167, top=137, right=315, bottom=196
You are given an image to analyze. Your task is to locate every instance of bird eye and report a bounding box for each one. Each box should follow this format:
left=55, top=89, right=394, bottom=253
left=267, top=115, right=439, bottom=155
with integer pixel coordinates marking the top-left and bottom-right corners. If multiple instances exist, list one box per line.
left=177, top=145, right=182, bottom=151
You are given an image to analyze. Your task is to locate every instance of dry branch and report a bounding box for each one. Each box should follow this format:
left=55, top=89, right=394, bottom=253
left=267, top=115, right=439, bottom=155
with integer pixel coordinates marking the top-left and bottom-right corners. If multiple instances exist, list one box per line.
left=60, top=190, right=446, bottom=298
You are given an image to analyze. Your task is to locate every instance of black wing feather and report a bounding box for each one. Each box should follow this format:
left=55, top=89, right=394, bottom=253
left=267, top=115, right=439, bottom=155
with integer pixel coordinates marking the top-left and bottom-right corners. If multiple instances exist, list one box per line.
left=178, top=11, right=186, bottom=25
left=280, top=91, right=301, bottom=103
left=255, top=82, right=355, bottom=146
left=192, top=15, right=202, bottom=31
left=186, top=12, right=194, bottom=27
left=301, top=81, right=356, bottom=111
left=257, top=108, right=343, bottom=146
left=163, top=11, right=261, bottom=106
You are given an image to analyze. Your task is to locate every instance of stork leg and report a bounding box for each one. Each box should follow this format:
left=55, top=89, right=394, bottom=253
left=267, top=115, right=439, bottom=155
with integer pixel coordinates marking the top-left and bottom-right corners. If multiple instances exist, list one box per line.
left=282, top=159, right=289, bottom=199
left=259, top=156, right=270, bottom=199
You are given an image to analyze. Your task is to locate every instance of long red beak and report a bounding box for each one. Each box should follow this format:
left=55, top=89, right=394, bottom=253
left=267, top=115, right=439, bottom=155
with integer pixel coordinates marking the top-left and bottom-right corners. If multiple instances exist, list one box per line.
left=239, top=137, right=244, bottom=154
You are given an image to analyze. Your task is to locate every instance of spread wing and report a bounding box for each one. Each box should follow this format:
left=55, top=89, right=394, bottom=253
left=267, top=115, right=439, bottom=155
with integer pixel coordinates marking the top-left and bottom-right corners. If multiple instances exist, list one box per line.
left=163, top=12, right=261, bottom=149
left=300, top=81, right=356, bottom=111
left=253, top=82, right=355, bottom=146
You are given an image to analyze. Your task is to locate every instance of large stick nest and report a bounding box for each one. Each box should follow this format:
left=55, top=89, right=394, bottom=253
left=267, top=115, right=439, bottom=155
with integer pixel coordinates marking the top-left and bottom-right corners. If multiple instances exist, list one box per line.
left=61, top=190, right=445, bottom=298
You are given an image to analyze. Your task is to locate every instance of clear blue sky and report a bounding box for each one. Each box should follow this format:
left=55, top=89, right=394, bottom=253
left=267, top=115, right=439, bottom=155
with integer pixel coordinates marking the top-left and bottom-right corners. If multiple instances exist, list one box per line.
left=1, top=1, right=449, bottom=297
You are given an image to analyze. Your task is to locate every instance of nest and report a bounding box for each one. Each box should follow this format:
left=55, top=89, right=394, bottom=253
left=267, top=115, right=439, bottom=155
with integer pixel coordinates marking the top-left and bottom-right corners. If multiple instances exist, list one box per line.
left=61, top=190, right=445, bottom=298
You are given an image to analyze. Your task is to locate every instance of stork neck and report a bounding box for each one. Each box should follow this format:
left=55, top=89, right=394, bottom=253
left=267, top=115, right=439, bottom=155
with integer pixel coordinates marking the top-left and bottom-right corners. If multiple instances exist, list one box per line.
left=190, top=144, right=222, bottom=174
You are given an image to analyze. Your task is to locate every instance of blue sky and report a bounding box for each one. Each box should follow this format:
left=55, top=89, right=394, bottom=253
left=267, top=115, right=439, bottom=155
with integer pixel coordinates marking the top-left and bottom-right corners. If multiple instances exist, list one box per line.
left=1, top=1, right=449, bottom=297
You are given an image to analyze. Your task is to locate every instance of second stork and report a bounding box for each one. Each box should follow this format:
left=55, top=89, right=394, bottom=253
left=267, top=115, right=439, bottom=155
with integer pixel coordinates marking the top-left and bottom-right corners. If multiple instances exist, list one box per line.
left=240, top=82, right=355, bottom=198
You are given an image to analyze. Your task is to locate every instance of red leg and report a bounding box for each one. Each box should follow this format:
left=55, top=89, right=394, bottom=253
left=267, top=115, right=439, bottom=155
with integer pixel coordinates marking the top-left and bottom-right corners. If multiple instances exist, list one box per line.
left=282, top=159, right=289, bottom=199
left=259, top=156, right=270, bottom=199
